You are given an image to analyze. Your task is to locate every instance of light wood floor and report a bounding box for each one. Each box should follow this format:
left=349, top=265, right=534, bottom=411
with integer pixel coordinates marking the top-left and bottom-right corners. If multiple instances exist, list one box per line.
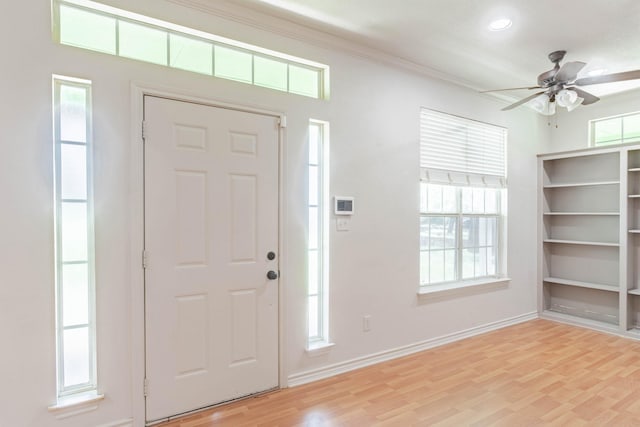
left=158, top=319, right=640, bottom=426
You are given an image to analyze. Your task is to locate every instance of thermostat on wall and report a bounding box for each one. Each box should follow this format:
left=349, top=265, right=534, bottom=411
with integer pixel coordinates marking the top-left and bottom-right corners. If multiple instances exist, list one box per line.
left=334, top=196, right=354, bottom=215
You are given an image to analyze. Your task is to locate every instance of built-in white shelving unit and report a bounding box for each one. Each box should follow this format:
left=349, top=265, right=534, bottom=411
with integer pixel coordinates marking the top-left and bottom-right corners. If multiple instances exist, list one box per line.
left=627, top=148, right=640, bottom=332
left=538, top=147, right=626, bottom=331
left=538, top=143, right=640, bottom=335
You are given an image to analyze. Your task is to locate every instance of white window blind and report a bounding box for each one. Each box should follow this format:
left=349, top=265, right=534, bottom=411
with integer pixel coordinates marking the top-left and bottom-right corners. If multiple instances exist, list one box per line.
left=420, top=109, right=507, bottom=185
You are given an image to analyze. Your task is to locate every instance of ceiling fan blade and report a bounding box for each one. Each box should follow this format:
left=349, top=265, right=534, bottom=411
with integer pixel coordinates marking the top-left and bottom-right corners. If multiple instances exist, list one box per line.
left=575, top=69, right=640, bottom=86
left=555, top=61, right=586, bottom=82
left=501, top=91, right=546, bottom=111
left=480, top=86, right=541, bottom=93
left=571, top=87, right=600, bottom=105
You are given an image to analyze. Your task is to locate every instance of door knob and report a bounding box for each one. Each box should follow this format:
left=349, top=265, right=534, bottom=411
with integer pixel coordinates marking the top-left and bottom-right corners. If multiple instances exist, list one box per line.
left=267, top=270, right=278, bottom=280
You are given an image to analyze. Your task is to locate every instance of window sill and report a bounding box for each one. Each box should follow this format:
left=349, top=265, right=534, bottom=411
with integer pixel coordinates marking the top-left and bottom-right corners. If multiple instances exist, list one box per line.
left=306, top=341, right=335, bottom=357
left=418, top=277, right=511, bottom=300
left=48, top=391, right=104, bottom=419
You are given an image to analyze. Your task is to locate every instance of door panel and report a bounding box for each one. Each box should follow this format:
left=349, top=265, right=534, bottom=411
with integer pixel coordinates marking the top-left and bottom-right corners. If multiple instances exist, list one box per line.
left=144, top=96, right=280, bottom=422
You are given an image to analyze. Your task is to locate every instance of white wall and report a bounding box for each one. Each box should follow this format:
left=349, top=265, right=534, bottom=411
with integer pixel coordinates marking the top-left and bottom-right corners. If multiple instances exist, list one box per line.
left=0, top=1, right=542, bottom=426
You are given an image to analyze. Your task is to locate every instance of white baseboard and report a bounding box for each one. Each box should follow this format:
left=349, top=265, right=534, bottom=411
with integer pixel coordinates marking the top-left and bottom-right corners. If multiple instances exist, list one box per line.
left=96, top=419, right=134, bottom=427
left=287, top=311, right=538, bottom=387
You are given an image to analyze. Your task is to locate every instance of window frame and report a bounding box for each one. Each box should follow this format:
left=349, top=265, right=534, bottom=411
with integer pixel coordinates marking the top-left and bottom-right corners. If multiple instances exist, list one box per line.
left=419, top=108, right=508, bottom=292
left=52, top=0, right=329, bottom=99
left=307, top=120, right=331, bottom=349
left=53, top=76, right=97, bottom=398
left=590, top=110, right=640, bottom=147
left=420, top=183, right=502, bottom=287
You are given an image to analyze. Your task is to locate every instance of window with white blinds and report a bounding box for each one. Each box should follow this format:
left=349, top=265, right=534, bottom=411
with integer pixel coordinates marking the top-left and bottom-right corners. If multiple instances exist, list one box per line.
left=420, top=109, right=507, bottom=182
left=419, top=108, right=507, bottom=288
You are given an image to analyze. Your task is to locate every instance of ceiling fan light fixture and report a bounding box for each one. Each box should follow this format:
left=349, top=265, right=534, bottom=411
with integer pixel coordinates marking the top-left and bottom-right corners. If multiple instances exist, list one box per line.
left=545, top=100, right=556, bottom=116
left=566, top=97, right=584, bottom=112
left=488, top=18, right=512, bottom=31
left=556, top=89, right=584, bottom=111
left=528, top=94, right=556, bottom=115
left=486, top=50, right=640, bottom=113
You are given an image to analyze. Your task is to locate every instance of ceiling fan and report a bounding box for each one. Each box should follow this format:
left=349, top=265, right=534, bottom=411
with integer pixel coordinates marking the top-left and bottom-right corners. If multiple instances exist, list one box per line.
left=483, top=50, right=640, bottom=114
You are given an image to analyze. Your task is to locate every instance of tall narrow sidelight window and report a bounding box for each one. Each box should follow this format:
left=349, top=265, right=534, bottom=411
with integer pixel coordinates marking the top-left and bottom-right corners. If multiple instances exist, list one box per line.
left=53, top=76, right=96, bottom=397
left=308, top=121, right=330, bottom=349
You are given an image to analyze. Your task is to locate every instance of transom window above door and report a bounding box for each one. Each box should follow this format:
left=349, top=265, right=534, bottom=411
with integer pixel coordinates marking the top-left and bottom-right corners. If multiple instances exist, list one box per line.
left=53, top=0, right=329, bottom=99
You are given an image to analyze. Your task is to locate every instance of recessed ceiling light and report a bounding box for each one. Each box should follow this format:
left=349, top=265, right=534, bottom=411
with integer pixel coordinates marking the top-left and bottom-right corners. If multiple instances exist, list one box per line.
left=488, top=18, right=512, bottom=31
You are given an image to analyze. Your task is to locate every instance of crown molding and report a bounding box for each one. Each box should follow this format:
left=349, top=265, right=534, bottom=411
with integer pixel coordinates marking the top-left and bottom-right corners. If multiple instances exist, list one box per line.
left=165, top=0, right=487, bottom=94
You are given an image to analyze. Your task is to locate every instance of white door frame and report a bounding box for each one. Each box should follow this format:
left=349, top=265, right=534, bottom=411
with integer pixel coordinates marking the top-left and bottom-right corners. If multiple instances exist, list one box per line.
left=129, top=83, right=287, bottom=425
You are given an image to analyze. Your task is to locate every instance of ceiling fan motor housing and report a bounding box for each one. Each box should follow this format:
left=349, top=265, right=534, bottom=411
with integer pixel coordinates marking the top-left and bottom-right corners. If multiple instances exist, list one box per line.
left=548, top=50, right=566, bottom=64
left=538, top=50, right=567, bottom=87
left=538, top=70, right=557, bottom=87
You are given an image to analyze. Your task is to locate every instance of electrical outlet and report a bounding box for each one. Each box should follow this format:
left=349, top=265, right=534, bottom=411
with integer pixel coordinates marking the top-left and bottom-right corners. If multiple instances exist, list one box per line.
left=337, top=217, right=350, bottom=231
left=363, top=315, right=371, bottom=332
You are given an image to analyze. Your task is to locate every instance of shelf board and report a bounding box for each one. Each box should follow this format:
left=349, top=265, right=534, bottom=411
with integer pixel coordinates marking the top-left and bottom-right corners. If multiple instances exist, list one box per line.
left=540, top=310, right=620, bottom=333
left=543, top=212, right=620, bottom=216
left=627, top=328, right=640, bottom=337
left=629, top=289, right=640, bottom=296
left=543, top=239, right=619, bottom=247
left=629, top=195, right=640, bottom=198
left=629, top=168, right=640, bottom=172
left=629, top=230, right=640, bottom=234
left=543, top=180, right=619, bottom=188
left=543, top=277, right=619, bottom=292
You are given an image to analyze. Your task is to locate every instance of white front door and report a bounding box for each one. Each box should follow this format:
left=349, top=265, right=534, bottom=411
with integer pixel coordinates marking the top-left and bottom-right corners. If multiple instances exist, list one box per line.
left=143, top=95, right=280, bottom=423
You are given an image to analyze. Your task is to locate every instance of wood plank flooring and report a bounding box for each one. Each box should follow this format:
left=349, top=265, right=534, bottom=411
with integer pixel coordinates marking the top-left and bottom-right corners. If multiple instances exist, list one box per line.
left=157, top=319, right=640, bottom=426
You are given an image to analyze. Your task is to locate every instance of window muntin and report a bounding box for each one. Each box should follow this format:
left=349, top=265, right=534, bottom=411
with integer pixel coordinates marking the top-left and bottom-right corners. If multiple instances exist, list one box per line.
left=54, top=0, right=329, bottom=99
left=53, top=77, right=96, bottom=396
left=169, top=34, right=213, bottom=75
left=118, top=20, right=168, bottom=66
left=591, top=111, right=640, bottom=146
left=419, top=108, right=506, bottom=288
left=308, top=121, right=330, bottom=346
left=420, top=184, right=501, bottom=285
